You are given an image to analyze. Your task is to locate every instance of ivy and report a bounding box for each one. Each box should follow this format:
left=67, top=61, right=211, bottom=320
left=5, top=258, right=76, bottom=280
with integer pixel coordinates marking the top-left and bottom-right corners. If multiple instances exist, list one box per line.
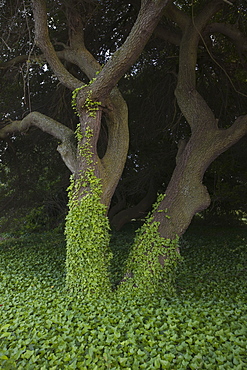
left=65, top=180, right=112, bottom=298
left=71, top=85, right=85, bottom=116
left=70, top=79, right=180, bottom=300
left=118, top=194, right=181, bottom=298
left=84, top=91, right=101, bottom=118
left=71, top=75, right=101, bottom=118
left=65, top=96, right=111, bottom=298
left=1, top=228, right=247, bottom=368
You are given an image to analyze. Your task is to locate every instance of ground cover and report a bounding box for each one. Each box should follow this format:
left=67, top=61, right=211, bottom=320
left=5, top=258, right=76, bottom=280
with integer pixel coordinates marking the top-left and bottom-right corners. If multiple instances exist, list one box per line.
left=0, top=226, right=246, bottom=369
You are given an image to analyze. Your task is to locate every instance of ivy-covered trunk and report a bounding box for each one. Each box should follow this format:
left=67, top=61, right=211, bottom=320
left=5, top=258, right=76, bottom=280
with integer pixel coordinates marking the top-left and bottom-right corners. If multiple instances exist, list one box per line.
left=117, top=194, right=181, bottom=299
left=65, top=111, right=111, bottom=297
left=117, top=123, right=245, bottom=298
left=65, top=88, right=129, bottom=298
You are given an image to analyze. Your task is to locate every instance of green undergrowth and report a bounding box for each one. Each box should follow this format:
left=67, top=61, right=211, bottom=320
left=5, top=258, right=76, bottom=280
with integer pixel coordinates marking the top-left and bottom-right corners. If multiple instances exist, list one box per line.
left=0, top=227, right=246, bottom=369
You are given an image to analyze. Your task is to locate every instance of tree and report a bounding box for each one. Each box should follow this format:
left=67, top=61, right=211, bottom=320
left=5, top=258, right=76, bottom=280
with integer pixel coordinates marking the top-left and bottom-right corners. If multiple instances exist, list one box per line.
left=0, top=0, right=247, bottom=298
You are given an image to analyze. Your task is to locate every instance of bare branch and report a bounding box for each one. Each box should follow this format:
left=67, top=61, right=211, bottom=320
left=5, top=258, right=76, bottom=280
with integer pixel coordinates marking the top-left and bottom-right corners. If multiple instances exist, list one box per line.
left=32, top=0, right=82, bottom=90
left=223, top=0, right=233, bottom=5
left=85, top=0, right=172, bottom=100
left=0, top=112, right=77, bottom=173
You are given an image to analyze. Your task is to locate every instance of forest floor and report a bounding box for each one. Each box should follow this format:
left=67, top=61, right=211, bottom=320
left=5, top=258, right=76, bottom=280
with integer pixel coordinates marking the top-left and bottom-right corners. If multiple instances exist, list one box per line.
left=0, top=224, right=246, bottom=369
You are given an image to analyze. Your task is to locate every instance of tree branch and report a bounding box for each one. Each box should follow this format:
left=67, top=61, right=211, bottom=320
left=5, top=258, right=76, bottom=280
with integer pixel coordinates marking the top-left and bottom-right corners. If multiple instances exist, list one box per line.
left=154, top=23, right=181, bottom=46
left=60, top=9, right=101, bottom=81
left=205, top=22, right=247, bottom=54
left=0, top=112, right=77, bottom=173
left=83, top=0, right=172, bottom=100
left=164, top=2, right=190, bottom=31
left=175, top=1, right=223, bottom=131
left=218, top=115, right=247, bottom=150
left=0, top=55, right=29, bottom=69
left=32, top=0, right=82, bottom=90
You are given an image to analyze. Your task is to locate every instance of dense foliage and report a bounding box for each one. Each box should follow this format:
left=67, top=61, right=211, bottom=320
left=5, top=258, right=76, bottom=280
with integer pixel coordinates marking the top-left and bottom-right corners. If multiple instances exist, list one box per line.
left=65, top=122, right=112, bottom=297
left=0, top=226, right=246, bottom=369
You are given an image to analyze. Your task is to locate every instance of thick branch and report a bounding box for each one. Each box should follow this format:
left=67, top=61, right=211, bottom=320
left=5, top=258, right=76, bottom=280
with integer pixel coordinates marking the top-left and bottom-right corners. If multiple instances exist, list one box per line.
left=60, top=10, right=101, bottom=81
left=164, top=2, right=190, bottom=31
left=99, top=88, right=129, bottom=203
left=0, top=55, right=29, bottom=69
left=178, top=1, right=223, bottom=89
left=110, top=181, right=157, bottom=230
left=0, top=112, right=77, bottom=173
left=175, top=1, right=223, bottom=131
left=32, top=0, right=81, bottom=90
left=205, top=22, right=247, bottom=54
left=217, top=115, right=247, bottom=151
left=86, top=0, right=172, bottom=100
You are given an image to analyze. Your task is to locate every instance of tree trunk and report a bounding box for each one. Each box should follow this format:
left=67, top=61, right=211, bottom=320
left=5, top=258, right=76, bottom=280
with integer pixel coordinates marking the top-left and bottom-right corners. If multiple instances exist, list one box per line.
left=118, top=118, right=247, bottom=298
left=117, top=1, right=247, bottom=298
left=65, top=87, right=129, bottom=297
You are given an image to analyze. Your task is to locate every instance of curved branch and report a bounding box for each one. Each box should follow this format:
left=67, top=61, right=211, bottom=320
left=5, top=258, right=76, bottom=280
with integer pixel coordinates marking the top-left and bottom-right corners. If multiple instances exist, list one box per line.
left=110, top=180, right=158, bottom=230
left=175, top=1, right=223, bottom=131
left=32, top=0, right=82, bottom=90
left=99, top=88, right=129, bottom=203
left=58, top=22, right=101, bottom=81
left=164, top=2, right=190, bottom=31
left=0, top=112, right=77, bottom=173
left=178, top=1, right=223, bottom=90
left=205, top=22, right=247, bottom=54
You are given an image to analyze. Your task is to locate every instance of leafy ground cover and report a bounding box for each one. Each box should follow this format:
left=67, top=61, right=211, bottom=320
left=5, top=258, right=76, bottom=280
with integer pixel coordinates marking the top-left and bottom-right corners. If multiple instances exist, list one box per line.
left=0, top=226, right=246, bottom=369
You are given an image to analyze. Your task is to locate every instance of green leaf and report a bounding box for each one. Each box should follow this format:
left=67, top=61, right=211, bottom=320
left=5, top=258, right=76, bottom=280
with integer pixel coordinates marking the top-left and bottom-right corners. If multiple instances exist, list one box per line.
left=0, top=355, right=9, bottom=360
left=22, top=350, right=34, bottom=359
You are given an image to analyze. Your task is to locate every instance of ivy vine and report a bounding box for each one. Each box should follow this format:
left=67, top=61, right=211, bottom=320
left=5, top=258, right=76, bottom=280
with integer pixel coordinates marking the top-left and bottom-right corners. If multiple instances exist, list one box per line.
left=67, top=80, right=181, bottom=300
left=71, top=75, right=101, bottom=117
left=117, top=194, right=181, bottom=299
left=65, top=87, right=112, bottom=299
